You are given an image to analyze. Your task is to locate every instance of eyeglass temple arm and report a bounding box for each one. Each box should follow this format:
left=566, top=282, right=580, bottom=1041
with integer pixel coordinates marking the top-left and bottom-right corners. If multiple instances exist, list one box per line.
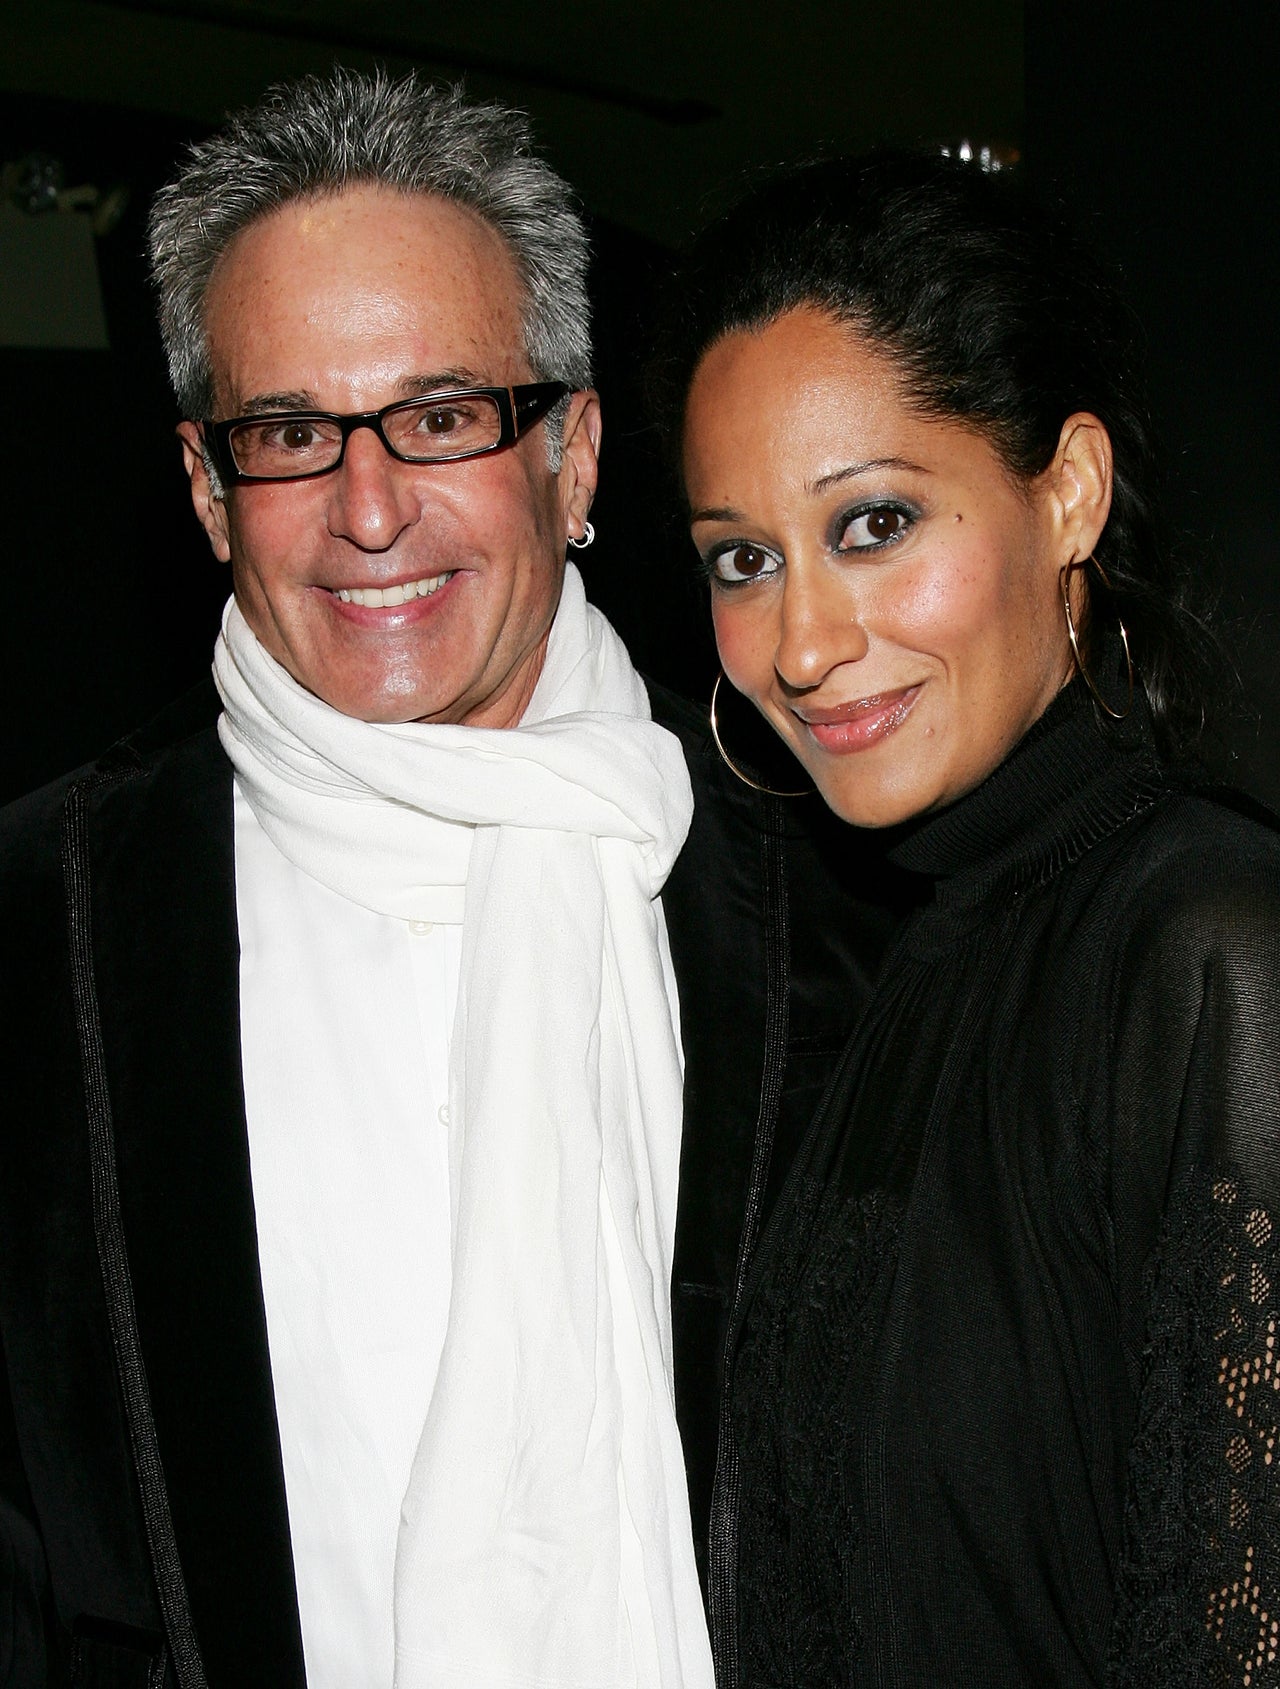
left=197, top=419, right=237, bottom=485
left=514, top=382, right=571, bottom=428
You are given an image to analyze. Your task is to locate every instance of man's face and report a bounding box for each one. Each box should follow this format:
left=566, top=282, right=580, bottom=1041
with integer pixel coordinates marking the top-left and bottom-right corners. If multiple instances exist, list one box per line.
left=178, top=185, right=599, bottom=726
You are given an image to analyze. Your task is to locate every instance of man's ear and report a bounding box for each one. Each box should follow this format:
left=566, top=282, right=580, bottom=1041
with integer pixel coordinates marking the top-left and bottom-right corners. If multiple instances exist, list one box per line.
left=557, top=390, right=602, bottom=544
left=1044, top=412, right=1113, bottom=565
left=176, top=421, right=233, bottom=564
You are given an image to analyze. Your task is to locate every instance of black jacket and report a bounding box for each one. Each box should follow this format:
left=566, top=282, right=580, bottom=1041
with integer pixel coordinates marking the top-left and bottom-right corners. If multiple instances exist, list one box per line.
left=0, top=679, right=899, bottom=1687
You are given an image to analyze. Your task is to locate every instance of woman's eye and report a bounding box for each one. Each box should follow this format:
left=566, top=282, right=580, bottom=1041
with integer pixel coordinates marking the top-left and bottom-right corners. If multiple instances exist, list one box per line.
left=837, top=504, right=914, bottom=550
left=707, top=543, right=782, bottom=585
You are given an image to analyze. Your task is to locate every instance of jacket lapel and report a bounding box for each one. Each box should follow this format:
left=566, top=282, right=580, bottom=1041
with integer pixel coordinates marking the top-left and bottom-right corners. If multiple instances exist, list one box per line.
left=85, top=706, right=306, bottom=1685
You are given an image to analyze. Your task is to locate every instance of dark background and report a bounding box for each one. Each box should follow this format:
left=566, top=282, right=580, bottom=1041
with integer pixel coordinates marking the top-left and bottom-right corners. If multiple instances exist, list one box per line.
left=1025, top=1, right=1280, bottom=808
left=1, top=0, right=1275, bottom=806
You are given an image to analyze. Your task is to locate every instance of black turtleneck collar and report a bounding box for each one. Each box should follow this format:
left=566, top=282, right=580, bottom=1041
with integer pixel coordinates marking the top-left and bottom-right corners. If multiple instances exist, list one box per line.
left=885, top=672, right=1168, bottom=903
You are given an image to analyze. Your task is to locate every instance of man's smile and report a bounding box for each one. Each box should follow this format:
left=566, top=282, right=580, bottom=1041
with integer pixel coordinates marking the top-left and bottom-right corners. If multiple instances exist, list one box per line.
left=331, top=570, right=456, bottom=608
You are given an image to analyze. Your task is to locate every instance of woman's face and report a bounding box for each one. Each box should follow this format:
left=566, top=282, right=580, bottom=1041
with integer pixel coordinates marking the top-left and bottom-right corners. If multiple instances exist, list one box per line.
left=683, top=307, right=1096, bottom=828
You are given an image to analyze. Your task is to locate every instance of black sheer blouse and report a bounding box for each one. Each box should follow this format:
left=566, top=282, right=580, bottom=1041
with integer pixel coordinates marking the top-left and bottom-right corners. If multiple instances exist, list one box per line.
left=723, top=677, right=1280, bottom=1688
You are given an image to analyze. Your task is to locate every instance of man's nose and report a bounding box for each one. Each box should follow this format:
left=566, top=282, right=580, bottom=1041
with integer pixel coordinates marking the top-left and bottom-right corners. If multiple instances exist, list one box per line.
left=773, top=559, right=870, bottom=692
left=325, top=424, right=421, bottom=551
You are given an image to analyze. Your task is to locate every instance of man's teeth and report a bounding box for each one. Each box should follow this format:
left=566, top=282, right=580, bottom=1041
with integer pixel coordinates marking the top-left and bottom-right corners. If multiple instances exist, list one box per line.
left=335, top=573, right=452, bottom=608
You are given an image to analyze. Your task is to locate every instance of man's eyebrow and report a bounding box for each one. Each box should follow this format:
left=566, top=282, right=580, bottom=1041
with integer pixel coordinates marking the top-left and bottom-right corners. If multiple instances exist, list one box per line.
left=236, top=390, right=317, bottom=416
left=231, top=371, right=484, bottom=416
left=400, top=369, right=483, bottom=395
left=809, top=457, right=931, bottom=495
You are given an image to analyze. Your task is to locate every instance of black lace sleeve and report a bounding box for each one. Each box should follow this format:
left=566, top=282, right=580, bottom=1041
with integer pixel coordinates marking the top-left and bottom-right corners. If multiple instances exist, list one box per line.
left=1105, top=826, right=1280, bottom=1689
left=1112, top=1169, right=1280, bottom=1687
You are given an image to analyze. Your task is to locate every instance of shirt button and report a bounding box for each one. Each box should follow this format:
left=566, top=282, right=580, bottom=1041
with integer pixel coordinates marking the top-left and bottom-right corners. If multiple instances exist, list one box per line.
left=409, top=919, right=434, bottom=936
left=438, top=1103, right=450, bottom=1125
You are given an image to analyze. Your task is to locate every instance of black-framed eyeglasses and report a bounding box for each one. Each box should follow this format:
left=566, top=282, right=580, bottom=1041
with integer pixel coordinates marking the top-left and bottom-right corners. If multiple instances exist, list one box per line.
left=201, top=381, right=571, bottom=485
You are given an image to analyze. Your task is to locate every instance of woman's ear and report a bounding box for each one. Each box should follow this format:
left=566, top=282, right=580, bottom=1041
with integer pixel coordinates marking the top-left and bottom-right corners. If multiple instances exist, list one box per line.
left=1045, top=412, right=1113, bottom=563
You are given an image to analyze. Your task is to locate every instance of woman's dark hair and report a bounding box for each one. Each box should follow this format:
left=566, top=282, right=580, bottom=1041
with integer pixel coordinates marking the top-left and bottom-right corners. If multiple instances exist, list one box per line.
left=650, top=150, right=1217, bottom=756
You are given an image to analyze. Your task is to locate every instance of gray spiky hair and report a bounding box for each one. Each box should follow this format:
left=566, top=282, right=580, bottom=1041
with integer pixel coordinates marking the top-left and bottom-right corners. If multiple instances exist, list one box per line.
left=147, top=69, right=591, bottom=466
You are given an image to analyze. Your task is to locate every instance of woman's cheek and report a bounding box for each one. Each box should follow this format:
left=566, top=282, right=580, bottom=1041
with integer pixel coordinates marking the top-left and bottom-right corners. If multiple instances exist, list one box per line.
left=874, top=544, right=989, bottom=656
left=711, top=595, right=773, bottom=701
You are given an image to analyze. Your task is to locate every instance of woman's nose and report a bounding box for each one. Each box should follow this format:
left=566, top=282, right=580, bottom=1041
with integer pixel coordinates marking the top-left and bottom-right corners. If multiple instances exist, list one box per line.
left=325, top=426, right=421, bottom=551
left=773, top=560, right=870, bottom=691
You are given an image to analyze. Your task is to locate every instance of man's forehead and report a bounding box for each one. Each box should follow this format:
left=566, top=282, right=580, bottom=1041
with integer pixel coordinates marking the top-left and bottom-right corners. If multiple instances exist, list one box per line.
left=213, top=183, right=520, bottom=285
left=203, top=184, right=530, bottom=413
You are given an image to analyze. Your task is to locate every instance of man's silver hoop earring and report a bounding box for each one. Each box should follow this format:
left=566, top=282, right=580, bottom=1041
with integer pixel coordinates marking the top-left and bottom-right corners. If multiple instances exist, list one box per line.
left=710, top=672, right=809, bottom=798
left=568, top=521, right=595, bottom=551
left=1061, top=556, right=1135, bottom=721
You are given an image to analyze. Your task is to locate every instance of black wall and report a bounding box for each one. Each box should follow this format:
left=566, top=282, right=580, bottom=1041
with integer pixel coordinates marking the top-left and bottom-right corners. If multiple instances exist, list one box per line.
left=4, top=9, right=1277, bottom=806
left=1026, top=3, right=1280, bottom=806
left=0, top=97, right=223, bottom=800
left=0, top=90, right=708, bottom=804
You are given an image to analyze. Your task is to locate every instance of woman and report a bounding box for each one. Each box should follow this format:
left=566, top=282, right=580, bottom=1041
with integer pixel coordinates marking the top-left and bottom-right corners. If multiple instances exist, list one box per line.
left=657, top=152, right=1280, bottom=1687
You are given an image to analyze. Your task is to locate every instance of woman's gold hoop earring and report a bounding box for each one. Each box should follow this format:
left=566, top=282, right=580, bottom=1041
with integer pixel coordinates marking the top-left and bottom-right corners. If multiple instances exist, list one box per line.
left=1061, top=557, right=1135, bottom=721
left=709, top=672, right=809, bottom=798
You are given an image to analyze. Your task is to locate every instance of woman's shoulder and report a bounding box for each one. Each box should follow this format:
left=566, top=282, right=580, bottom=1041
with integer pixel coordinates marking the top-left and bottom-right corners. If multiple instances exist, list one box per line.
left=1105, top=779, right=1280, bottom=949
left=1083, top=780, right=1280, bottom=1170
left=1073, top=782, right=1280, bottom=1237
left=1052, top=778, right=1280, bottom=1096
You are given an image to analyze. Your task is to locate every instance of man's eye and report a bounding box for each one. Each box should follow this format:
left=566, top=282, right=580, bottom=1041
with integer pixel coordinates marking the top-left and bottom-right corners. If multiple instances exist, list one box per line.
left=413, top=404, right=485, bottom=436
left=708, top=543, right=782, bottom=585
left=277, top=421, right=321, bottom=451
left=837, top=504, right=914, bottom=550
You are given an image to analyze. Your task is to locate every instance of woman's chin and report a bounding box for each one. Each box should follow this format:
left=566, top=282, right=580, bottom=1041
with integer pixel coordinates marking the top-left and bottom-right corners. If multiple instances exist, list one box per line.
left=816, top=785, right=928, bottom=830
left=801, top=757, right=944, bottom=830
left=775, top=695, right=947, bottom=830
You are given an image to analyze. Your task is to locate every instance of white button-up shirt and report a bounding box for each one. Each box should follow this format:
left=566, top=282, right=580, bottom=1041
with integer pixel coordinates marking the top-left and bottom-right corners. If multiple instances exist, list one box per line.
left=234, top=784, right=460, bottom=1689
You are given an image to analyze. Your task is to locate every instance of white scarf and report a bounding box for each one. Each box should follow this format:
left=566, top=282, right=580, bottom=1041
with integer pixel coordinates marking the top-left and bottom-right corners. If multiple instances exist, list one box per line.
left=213, top=566, right=713, bottom=1689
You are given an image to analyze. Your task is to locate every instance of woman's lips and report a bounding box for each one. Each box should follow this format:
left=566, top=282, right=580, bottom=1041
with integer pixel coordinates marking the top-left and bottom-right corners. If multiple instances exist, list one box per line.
left=793, top=684, right=922, bottom=753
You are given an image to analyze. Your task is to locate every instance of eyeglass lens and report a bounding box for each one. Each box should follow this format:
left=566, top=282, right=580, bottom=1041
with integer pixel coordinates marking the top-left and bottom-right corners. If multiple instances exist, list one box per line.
left=227, top=394, right=506, bottom=478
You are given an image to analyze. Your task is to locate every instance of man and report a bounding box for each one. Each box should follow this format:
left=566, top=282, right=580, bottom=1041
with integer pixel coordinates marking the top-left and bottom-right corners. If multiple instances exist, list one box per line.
left=0, top=71, right=890, bottom=1689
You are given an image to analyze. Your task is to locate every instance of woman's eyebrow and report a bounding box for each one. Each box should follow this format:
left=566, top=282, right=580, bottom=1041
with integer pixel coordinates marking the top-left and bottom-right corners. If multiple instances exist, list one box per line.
left=689, top=456, right=934, bottom=526
left=809, top=457, right=931, bottom=495
left=688, top=504, right=744, bottom=525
